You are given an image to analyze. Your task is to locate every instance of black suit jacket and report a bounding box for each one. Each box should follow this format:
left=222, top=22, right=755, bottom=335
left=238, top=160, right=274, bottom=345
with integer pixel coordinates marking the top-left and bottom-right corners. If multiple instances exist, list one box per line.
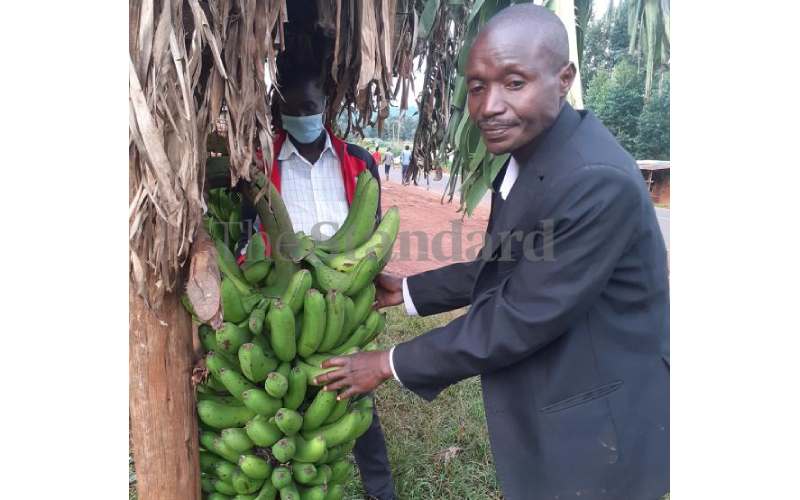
left=393, top=104, right=670, bottom=500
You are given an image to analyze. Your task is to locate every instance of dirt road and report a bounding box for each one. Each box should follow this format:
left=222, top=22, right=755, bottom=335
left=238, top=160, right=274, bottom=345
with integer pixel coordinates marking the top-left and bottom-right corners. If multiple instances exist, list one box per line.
left=380, top=180, right=490, bottom=277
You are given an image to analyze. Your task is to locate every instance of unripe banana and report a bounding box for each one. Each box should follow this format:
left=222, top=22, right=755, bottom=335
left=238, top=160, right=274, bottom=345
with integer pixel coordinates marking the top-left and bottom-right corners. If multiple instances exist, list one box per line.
left=292, top=435, right=327, bottom=464
left=323, top=398, right=349, bottom=425
left=281, top=269, right=312, bottom=315
left=317, top=291, right=344, bottom=352
left=215, top=238, right=251, bottom=294
left=250, top=333, right=275, bottom=357
left=254, top=480, right=279, bottom=500
left=295, top=361, right=335, bottom=387
left=198, top=400, right=255, bottom=429
left=283, top=366, right=308, bottom=411
left=217, top=323, right=252, bottom=356
left=339, top=296, right=355, bottom=345
left=343, top=252, right=379, bottom=296
left=200, top=451, right=220, bottom=472
left=271, top=466, right=292, bottom=489
left=349, top=405, right=374, bottom=442
left=248, top=299, right=269, bottom=336
left=345, top=283, right=375, bottom=337
left=246, top=231, right=268, bottom=261
left=274, top=408, right=303, bottom=436
left=325, top=207, right=400, bottom=272
left=221, top=277, right=249, bottom=323
left=201, top=475, right=216, bottom=493
left=302, top=411, right=360, bottom=448
left=241, top=389, right=282, bottom=417
left=215, top=461, right=237, bottom=481
left=323, top=483, right=344, bottom=500
left=264, top=372, right=289, bottom=398
left=214, top=478, right=238, bottom=495
left=299, top=484, right=327, bottom=500
left=322, top=441, right=356, bottom=465
left=232, top=468, right=264, bottom=495
left=330, top=325, right=369, bottom=356
left=316, top=171, right=379, bottom=253
left=332, top=310, right=382, bottom=355
left=199, top=324, right=219, bottom=352
left=218, top=367, right=257, bottom=401
left=292, top=463, right=318, bottom=485
left=306, top=465, right=332, bottom=486
left=239, top=454, right=272, bottom=480
left=206, top=350, right=241, bottom=377
left=362, top=310, right=386, bottom=346
left=221, top=427, right=255, bottom=453
left=328, top=460, right=351, bottom=485
left=200, top=430, right=240, bottom=463
left=267, top=300, right=296, bottom=362
left=239, top=342, right=275, bottom=383
left=297, top=289, right=326, bottom=358
left=301, top=389, right=337, bottom=432
left=279, top=482, right=301, bottom=500
left=228, top=209, right=243, bottom=246
left=271, top=436, right=297, bottom=463
left=200, top=373, right=229, bottom=394
left=245, top=414, right=283, bottom=447
left=244, top=260, right=272, bottom=286
left=197, top=392, right=240, bottom=406
left=277, top=361, right=292, bottom=380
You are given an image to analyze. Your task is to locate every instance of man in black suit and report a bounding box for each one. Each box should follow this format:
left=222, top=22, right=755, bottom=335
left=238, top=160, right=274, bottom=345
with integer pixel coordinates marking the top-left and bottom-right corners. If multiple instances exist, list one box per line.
left=316, top=5, right=669, bottom=499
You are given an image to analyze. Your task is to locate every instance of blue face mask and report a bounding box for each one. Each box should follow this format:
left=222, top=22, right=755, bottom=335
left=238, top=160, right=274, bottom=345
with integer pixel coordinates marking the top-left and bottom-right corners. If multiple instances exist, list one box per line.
left=281, top=113, right=324, bottom=144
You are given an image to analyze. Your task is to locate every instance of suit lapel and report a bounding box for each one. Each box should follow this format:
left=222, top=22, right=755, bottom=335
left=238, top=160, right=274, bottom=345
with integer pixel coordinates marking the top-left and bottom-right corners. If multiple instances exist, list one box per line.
left=481, top=104, right=584, bottom=263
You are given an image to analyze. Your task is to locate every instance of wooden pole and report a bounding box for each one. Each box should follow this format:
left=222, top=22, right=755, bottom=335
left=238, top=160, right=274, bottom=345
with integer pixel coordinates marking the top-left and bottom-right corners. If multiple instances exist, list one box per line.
left=130, top=283, right=200, bottom=500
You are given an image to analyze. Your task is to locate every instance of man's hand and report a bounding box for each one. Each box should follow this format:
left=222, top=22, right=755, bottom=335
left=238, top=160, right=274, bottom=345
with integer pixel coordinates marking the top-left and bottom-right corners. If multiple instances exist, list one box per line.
left=315, top=351, right=393, bottom=400
left=375, top=273, right=403, bottom=309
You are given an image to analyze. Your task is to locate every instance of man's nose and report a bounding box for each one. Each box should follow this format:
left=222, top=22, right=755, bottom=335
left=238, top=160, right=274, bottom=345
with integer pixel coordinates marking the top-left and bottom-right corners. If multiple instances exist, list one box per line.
left=482, top=86, right=506, bottom=118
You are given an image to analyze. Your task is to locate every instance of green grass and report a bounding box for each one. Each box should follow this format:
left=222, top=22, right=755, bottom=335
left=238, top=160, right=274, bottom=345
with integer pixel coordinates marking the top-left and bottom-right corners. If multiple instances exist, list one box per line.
left=343, top=306, right=502, bottom=500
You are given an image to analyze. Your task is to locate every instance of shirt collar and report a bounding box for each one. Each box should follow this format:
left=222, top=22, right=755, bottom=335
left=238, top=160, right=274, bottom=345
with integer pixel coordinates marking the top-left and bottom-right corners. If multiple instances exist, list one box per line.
left=278, top=131, right=337, bottom=164
left=498, top=156, right=519, bottom=201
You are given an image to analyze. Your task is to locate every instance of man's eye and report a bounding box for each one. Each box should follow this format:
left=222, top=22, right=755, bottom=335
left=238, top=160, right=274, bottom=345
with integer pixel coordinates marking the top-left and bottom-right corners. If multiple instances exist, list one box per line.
left=507, top=80, right=525, bottom=90
left=469, top=85, right=484, bottom=94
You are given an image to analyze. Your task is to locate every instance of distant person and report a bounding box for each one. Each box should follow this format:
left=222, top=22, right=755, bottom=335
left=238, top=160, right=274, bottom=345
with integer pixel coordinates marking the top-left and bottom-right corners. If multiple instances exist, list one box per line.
left=400, top=145, right=412, bottom=185
left=382, top=149, right=394, bottom=182
left=372, top=146, right=382, bottom=166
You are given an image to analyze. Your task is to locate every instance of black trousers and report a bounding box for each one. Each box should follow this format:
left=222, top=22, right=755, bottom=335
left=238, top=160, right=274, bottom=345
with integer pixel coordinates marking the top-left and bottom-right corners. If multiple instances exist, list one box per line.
left=353, top=404, right=395, bottom=500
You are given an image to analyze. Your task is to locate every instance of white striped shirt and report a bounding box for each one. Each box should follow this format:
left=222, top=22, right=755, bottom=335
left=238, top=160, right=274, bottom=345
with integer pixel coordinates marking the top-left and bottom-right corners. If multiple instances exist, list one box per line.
left=278, top=132, right=350, bottom=241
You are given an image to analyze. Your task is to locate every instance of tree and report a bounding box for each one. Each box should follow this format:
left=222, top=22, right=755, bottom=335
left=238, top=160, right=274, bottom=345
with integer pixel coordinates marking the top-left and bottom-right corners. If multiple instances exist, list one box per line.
left=585, top=58, right=645, bottom=155
left=634, top=74, right=670, bottom=159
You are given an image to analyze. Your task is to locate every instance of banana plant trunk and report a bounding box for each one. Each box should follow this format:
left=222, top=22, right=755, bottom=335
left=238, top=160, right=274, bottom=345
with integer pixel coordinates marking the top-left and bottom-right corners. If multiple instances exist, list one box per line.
left=130, top=283, right=201, bottom=500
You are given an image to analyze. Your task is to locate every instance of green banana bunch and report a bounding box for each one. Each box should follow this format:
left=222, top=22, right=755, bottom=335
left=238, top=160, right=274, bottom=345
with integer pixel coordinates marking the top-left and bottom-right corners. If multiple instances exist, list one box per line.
left=315, top=206, right=400, bottom=273
left=315, top=171, right=379, bottom=254
left=190, top=182, right=397, bottom=497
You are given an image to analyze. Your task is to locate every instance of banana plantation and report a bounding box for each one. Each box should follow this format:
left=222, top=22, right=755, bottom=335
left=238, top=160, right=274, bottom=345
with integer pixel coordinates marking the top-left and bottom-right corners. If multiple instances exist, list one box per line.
left=128, top=0, right=669, bottom=498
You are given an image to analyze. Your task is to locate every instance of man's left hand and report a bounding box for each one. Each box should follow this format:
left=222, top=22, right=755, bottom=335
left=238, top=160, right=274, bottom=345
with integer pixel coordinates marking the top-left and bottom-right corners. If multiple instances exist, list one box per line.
left=315, top=350, right=393, bottom=400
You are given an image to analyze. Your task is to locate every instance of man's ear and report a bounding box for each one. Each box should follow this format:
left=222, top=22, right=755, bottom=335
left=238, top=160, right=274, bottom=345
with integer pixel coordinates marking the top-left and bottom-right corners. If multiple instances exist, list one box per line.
left=559, top=62, right=577, bottom=97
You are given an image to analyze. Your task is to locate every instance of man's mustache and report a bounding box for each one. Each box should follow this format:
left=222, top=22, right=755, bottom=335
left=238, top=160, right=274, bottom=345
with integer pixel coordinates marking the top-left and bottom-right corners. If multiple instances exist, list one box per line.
left=477, top=119, right=518, bottom=129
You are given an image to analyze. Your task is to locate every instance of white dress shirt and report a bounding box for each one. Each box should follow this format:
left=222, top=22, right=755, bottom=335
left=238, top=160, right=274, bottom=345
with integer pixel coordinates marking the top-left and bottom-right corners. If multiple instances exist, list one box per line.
left=279, top=132, right=350, bottom=240
left=389, top=157, right=520, bottom=384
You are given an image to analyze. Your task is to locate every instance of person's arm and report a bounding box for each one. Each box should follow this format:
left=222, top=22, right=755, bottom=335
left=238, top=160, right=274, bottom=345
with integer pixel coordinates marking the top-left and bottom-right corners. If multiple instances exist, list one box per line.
left=318, top=165, right=643, bottom=400
left=392, top=165, right=643, bottom=399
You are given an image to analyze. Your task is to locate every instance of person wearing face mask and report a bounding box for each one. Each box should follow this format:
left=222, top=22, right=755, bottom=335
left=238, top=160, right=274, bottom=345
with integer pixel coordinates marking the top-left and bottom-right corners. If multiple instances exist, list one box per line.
left=240, top=59, right=396, bottom=500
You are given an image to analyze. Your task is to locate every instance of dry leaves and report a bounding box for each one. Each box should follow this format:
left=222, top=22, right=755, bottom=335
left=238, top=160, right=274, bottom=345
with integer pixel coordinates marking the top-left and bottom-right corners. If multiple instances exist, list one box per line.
left=129, top=0, right=285, bottom=308
left=433, top=446, right=463, bottom=465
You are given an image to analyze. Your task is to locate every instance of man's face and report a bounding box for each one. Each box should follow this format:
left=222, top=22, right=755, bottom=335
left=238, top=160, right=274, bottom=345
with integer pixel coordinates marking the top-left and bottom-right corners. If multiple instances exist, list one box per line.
left=280, top=80, right=325, bottom=117
left=466, top=30, right=574, bottom=155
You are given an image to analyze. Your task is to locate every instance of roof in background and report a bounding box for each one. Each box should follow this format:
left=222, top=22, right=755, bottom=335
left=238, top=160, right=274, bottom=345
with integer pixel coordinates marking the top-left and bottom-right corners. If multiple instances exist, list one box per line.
left=638, top=160, right=670, bottom=171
